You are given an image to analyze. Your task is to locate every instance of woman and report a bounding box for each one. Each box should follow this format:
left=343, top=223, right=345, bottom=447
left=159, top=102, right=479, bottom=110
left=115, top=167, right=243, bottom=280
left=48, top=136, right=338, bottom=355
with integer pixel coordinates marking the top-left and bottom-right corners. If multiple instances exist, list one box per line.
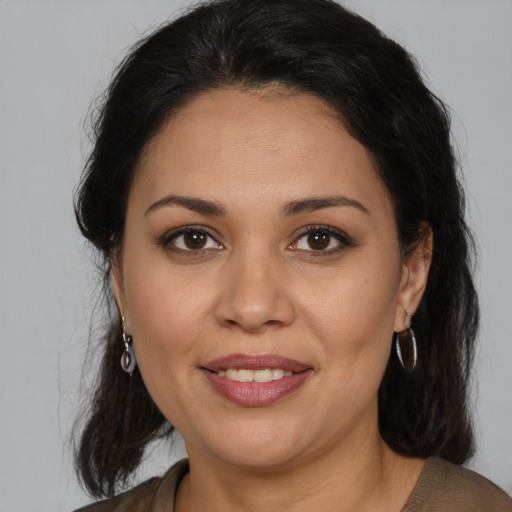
left=73, top=0, right=512, bottom=510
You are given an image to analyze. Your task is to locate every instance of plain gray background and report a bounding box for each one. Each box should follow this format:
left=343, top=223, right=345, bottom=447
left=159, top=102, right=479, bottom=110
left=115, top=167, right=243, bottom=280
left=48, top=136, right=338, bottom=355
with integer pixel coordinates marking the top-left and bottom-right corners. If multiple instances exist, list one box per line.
left=1, top=1, right=511, bottom=510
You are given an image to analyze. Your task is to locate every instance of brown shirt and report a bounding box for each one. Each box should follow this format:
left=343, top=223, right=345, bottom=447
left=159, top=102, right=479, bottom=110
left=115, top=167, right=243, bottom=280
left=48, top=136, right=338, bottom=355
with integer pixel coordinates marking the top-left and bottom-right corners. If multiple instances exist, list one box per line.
left=74, top=457, right=512, bottom=511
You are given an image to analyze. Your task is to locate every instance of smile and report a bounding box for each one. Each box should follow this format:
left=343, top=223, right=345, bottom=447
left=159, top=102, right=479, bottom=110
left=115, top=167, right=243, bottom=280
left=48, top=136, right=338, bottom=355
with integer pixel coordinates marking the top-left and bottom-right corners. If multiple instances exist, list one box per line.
left=202, top=354, right=313, bottom=406
left=217, top=368, right=294, bottom=382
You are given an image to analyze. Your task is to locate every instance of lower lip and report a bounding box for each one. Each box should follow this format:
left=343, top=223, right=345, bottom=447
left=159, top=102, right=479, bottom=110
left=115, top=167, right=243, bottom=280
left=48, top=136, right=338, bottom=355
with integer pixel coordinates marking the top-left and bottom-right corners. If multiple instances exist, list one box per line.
left=202, top=369, right=313, bottom=407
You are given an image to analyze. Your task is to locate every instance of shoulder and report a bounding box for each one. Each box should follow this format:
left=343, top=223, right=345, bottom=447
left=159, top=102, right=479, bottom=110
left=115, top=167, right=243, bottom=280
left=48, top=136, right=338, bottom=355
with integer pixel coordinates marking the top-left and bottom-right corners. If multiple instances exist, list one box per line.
left=72, top=459, right=189, bottom=512
left=72, top=478, right=161, bottom=512
left=403, top=457, right=512, bottom=511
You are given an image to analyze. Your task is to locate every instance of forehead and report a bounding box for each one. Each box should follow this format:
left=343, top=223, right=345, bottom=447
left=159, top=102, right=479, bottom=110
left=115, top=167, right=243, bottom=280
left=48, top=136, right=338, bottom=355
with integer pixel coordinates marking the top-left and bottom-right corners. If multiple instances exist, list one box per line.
left=131, top=87, right=390, bottom=214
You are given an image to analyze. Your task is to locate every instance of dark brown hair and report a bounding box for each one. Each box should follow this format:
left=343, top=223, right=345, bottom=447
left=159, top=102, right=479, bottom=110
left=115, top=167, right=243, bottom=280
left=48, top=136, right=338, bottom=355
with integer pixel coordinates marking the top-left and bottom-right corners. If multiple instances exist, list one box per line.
left=74, top=0, right=478, bottom=498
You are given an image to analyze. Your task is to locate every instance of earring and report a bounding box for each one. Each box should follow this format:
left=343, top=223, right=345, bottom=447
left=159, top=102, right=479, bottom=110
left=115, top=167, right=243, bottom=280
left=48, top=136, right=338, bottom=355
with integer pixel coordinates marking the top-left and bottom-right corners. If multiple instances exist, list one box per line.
left=395, top=310, right=417, bottom=371
left=120, top=316, right=136, bottom=375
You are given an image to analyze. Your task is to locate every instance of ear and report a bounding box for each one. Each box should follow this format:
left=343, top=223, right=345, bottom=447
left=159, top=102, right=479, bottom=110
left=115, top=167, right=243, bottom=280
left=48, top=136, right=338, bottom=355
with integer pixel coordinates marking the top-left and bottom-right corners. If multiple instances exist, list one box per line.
left=110, top=253, right=127, bottom=320
left=394, top=227, right=433, bottom=331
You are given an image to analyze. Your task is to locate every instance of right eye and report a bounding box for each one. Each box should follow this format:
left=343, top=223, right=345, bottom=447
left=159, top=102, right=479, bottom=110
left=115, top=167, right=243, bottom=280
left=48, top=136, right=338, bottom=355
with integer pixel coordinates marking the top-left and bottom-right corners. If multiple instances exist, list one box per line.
left=164, top=227, right=224, bottom=253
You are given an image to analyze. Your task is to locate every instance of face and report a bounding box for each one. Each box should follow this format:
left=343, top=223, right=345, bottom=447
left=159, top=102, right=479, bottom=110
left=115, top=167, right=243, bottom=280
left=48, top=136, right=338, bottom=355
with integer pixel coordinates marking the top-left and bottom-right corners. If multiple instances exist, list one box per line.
left=112, top=88, right=429, bottom=471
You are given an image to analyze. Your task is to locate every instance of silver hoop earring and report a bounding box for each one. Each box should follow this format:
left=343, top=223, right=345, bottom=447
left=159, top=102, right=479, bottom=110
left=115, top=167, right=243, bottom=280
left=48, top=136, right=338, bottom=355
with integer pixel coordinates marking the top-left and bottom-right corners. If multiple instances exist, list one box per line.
left=395, top=310, right=417, bottom=371
left=121, top=316, right=136, bottom=375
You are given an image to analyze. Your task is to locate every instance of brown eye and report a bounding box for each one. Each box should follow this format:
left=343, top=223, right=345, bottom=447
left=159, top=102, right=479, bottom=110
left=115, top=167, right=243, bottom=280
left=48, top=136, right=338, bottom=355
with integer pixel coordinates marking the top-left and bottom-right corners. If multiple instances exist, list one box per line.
left=307, top=232, right=331, bottom=250
left=167, top=228, right=223, bottom=252
left=292, top=227, right=350, bottom=254
left=183, top=231, right=207, bottom=249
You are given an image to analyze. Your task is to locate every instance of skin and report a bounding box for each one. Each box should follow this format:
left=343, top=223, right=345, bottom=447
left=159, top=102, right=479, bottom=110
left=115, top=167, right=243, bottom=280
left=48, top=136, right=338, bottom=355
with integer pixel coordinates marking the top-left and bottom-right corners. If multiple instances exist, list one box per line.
left=112, top=87, right=432, bottom=512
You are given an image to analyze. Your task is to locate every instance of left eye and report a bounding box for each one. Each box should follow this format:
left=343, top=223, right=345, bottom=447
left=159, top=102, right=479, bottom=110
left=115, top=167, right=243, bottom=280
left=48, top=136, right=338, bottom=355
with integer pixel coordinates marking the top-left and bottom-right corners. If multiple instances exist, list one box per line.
left=168, top=229, right=222, bottom=251
left=294, top=230, right=344, bottom=252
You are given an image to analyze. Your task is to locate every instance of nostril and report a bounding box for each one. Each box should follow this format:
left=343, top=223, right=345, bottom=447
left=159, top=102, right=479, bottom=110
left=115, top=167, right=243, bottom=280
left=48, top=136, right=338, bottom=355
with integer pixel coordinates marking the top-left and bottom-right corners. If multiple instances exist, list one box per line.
left=213, top=278, right=296, bottom=332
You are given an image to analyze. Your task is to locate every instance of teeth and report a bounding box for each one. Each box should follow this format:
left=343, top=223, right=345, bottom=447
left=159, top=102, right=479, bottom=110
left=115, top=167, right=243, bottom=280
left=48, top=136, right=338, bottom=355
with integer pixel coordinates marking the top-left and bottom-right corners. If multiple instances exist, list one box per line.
left=271, top=368, right=284, bottom=380
left=217, top=368, right=294, bottom=382
left=254, top=369, right=272, bottom=382
left=225, top=369, right=237, bottom=380
left=238, top=369, right=253, bottom=383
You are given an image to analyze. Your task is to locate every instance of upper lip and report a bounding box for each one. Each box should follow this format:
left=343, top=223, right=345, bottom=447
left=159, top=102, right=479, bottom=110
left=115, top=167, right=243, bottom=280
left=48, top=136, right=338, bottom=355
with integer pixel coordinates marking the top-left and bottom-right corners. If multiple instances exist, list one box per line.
left=202, top=353, right=311, bottom=373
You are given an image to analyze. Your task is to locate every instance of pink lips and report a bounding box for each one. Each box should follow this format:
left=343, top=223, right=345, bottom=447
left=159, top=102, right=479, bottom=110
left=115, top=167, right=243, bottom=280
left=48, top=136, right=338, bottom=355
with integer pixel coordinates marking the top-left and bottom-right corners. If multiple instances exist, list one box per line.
left=202, top=354, right=313, bottom=407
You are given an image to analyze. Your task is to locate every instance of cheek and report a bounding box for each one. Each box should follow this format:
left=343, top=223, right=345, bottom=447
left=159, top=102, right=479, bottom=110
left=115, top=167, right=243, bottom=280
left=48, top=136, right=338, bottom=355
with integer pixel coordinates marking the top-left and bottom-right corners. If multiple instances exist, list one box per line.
left=122, top=256, right=215, bottom=370
left=298, top=254, right=400, bottom=371
left=122, top=265, right=217, bottom=426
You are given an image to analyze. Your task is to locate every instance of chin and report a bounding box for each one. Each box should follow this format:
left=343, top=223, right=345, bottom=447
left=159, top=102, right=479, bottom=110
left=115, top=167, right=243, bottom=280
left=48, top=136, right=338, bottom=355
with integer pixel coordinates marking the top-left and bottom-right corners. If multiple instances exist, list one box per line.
left=188, top=418, right=309, bottom=470
left=215, top=445, right=304, bottom=471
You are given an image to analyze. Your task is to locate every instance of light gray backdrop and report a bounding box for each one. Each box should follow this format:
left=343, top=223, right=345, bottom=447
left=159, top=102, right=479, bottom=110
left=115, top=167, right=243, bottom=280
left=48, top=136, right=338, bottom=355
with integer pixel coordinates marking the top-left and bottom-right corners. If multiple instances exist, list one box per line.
left=1, top=1, right=511, bottom=510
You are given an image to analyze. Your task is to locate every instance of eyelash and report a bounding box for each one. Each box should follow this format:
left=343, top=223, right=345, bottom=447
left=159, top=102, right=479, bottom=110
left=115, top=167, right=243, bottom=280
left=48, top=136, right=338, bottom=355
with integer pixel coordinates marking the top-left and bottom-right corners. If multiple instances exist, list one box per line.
left=290, top=225, right=354, bottom=256
left=160, top=224, right=354, bottom=257
left=161, top=225, right=223, bottom=256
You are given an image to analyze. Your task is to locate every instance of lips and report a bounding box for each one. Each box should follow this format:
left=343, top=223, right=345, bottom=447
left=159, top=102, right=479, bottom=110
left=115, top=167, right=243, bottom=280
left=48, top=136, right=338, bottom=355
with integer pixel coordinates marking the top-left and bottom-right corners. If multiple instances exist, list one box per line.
left=202, top=354, right=313, bottom=407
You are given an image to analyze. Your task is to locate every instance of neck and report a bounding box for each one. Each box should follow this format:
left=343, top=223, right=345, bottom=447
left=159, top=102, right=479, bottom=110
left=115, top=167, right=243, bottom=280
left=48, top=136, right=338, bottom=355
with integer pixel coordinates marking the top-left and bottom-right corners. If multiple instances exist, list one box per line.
left=175, top=427, right=424, bottom=512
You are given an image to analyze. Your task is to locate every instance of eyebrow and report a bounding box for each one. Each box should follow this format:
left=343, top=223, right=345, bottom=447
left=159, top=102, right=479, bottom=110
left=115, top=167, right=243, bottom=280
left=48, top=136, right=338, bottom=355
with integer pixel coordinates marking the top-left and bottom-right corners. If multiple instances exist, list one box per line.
left=145, top=194, right=369, bottom=217
left=281, top=196, right=369, bottom=217
left=145, top=195, right=226, bottom=216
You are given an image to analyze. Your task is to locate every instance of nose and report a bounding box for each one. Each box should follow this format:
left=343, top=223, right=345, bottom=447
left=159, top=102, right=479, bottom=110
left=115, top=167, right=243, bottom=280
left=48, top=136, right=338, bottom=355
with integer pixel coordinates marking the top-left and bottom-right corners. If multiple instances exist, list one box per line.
left=214, top=247, right=295, bottom=333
